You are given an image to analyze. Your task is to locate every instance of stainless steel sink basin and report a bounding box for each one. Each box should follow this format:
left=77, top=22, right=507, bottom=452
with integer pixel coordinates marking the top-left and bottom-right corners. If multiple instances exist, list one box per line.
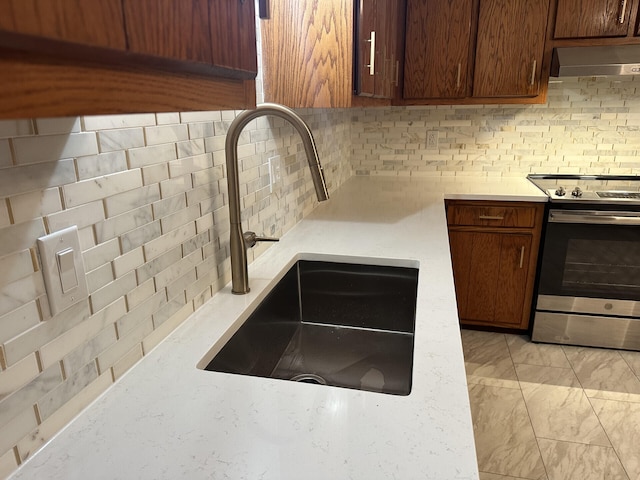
left=200, top=259, right=419, bottom=396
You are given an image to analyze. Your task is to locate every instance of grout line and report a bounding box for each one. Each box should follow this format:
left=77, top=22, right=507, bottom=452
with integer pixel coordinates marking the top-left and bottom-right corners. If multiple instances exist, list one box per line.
left=560, top=345, right=587, bottom=391
left=584, top=393, right=630, bottom=479
left=505, top=335, right=551, bottom=480
left=620, top=353, right=640, bottom=380
left=564, top=346, right=633, bottom=480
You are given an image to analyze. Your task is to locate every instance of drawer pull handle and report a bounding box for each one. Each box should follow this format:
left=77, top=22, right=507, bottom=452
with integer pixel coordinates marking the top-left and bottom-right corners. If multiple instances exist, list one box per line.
left=519, top=246, right=525, bottom=269
left=478, top=215, right=504, bottom=220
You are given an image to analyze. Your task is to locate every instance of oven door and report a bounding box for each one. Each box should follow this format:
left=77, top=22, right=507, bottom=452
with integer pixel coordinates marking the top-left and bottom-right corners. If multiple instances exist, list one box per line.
left=533, top=208, right=640, bottom=350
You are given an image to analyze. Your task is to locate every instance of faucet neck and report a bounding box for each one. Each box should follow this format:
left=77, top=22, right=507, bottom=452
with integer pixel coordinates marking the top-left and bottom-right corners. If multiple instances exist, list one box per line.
left=224, top=103, right=329, bottom=294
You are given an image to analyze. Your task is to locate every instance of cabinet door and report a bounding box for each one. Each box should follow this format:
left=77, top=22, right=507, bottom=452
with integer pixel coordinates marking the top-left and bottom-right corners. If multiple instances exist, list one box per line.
left=261, top=0, right=353, bottom=107
left=449, top=231, right=502, bottom=323
left=377, top=0, right=395, bottom=99
left=403, top=0, right=473, bottom=99
left=0, top=0, right=126, bottom=49
left=355, top=0, right=378, bottom=96
left=493, top=234, right=532, bottom=326
left=554, top=0, right=631, bottom=38
left=449, top=230, right=532, bottom=327
left=210, top=0, right=257, bottom=73
left=123, top=0, right=212, bottom=63
left=473, top=0, right=550, bottom=98
left=388, top=0, right=405, bottom=99
left=355, top=0, right=400, bottom=98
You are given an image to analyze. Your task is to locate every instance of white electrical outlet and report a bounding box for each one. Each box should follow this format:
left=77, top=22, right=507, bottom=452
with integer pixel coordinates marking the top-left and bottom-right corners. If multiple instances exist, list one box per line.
left=268, top=155, right=282, bottom=193
left=426, top=131, right=438, bottom=150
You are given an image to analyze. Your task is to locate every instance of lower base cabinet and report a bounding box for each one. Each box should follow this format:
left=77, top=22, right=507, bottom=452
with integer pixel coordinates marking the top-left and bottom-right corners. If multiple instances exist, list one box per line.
left=446, top=200, right=545, bottom=330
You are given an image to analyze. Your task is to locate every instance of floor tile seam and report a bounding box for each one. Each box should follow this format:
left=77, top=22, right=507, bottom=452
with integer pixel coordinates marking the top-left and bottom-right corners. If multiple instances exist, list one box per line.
left=478, top=469, right=544, bottom=480
left=530, top=435, right=551, bottom=480
left=510, top=372, right=549, bottom=480
left=513, top=361, right=582, bottom=391
left=503, top=334, right=527, bottom=394
left=511, top=360, right=570, bottom=369
left=584, top=390, right=640, bottom=405
left=527, top=407, right=613, bottom=448
left=537, top=436, right=632, bottom=480
left=503, top=333, right=518, bottom=372
left=619, top=353, right=640, bottom=379
left=467, top=380, right=546, bottom=480
left=557, top=343, right=572, bottom=370
left=564, top=346, right=640, bottom=394
left=583, top=394, right=632, bottom=480
left=524, top=340, right=573, bottom=370
left=465, top=376, right=522, bottom=390
left=534, top=431, right=614, bottom=448
left=519, top=375, right=613, bottom=449
left=560, top=345, right=591, bottom=394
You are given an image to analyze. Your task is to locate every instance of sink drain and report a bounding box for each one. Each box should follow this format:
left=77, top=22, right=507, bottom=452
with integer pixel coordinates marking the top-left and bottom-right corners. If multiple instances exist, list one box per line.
left=290, top=373, right=327, bottom=385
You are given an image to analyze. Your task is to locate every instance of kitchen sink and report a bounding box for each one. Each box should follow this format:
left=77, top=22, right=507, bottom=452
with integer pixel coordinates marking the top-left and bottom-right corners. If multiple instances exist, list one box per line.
left=200, top=258, right=419, bottom=395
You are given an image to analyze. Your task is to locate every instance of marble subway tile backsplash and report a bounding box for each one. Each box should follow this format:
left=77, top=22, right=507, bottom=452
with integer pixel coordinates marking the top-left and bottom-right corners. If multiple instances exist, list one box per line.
left=352, top=76, right=640, bottom=176
left=0, top=108, right=351, bottom=475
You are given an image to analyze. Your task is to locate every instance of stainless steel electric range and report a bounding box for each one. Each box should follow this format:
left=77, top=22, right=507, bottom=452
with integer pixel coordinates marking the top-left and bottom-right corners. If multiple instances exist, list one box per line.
left=527, top=174, right=640, bottom=351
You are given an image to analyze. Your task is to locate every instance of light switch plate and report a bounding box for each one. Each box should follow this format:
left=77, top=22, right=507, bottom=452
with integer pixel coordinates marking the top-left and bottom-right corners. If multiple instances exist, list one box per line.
left=37, top=226, right=88, bottom=316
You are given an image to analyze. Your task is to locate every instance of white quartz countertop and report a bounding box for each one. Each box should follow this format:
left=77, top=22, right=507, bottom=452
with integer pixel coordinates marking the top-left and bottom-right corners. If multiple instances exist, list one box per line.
left=10, top=176, right=547, bottom=480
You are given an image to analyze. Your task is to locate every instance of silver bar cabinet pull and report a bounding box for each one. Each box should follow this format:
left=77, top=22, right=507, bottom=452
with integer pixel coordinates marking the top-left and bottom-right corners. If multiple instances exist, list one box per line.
left=456, top=63, right=462, bottom=89
left=519, top=246, right=525, bottom=269
left=530, top=60, right=537, bottom=86
left=478, top=215, right=504, bottom=220
left=366, top=31, right=376, bottom=75
left=619, top=0, right=628, bottom=23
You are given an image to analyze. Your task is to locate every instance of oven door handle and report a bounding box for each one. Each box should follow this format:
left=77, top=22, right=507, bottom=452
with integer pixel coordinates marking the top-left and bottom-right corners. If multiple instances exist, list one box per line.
left=549, top=209, right=640, bottom=225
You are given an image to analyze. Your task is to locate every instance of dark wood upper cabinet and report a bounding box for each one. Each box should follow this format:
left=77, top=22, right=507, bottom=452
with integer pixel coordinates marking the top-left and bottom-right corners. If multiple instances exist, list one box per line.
left=355, top=0, right=378, bottom=96
left=354, top=0, right=401, bottom=99
left=403, top=0, right=473, bottom=99
left=262, top=0, right=403, bottom=107
left=0, top=0, right=258, bottom=117
left=210, top=0, right=257, bottom=73
left=554, top=0, right=632, bottom=38
left=473, top=0, right=550, bottom=97
left=123, top=0, right=213, bottom=63
left=261, top=0, right=355, bottom=107
left=0, top=0, right=126, bottom=49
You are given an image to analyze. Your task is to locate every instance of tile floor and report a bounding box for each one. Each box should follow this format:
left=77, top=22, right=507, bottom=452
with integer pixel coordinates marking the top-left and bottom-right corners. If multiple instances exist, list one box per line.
left=461, top=329, right=640, bottom=480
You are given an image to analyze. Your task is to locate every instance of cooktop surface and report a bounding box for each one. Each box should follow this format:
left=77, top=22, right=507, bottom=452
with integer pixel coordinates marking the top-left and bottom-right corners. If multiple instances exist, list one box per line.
left=527, top=174, right=640, bottom=205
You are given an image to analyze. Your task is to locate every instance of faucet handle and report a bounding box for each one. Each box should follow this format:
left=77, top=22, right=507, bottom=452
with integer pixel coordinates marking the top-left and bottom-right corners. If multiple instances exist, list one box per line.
left=243, top=231, right=280, bottom=249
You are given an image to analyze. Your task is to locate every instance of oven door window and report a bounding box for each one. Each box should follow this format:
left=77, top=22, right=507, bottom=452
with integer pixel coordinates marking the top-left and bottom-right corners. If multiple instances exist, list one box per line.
left=538, top=222, right=640, bottom=301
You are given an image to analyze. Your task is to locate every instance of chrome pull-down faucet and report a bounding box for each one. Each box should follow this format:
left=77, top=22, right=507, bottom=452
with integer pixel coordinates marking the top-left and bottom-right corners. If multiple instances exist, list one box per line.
left=225, top=103, right=330, bottom=294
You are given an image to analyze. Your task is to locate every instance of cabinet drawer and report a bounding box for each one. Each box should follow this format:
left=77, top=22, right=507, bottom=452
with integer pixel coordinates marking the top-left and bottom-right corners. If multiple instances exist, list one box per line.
left=447, top=203, right=538, bottom=228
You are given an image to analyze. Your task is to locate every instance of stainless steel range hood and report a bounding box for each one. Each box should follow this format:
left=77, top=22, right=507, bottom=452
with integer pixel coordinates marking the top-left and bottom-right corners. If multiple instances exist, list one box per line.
left=551, top=45, right=640, bottom=77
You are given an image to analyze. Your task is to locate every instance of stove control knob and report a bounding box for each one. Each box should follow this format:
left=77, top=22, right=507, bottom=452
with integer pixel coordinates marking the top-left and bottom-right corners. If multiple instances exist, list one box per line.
left=555, top=186, right=566, bottom=196
left=571, top=186, right=583, bottom=198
